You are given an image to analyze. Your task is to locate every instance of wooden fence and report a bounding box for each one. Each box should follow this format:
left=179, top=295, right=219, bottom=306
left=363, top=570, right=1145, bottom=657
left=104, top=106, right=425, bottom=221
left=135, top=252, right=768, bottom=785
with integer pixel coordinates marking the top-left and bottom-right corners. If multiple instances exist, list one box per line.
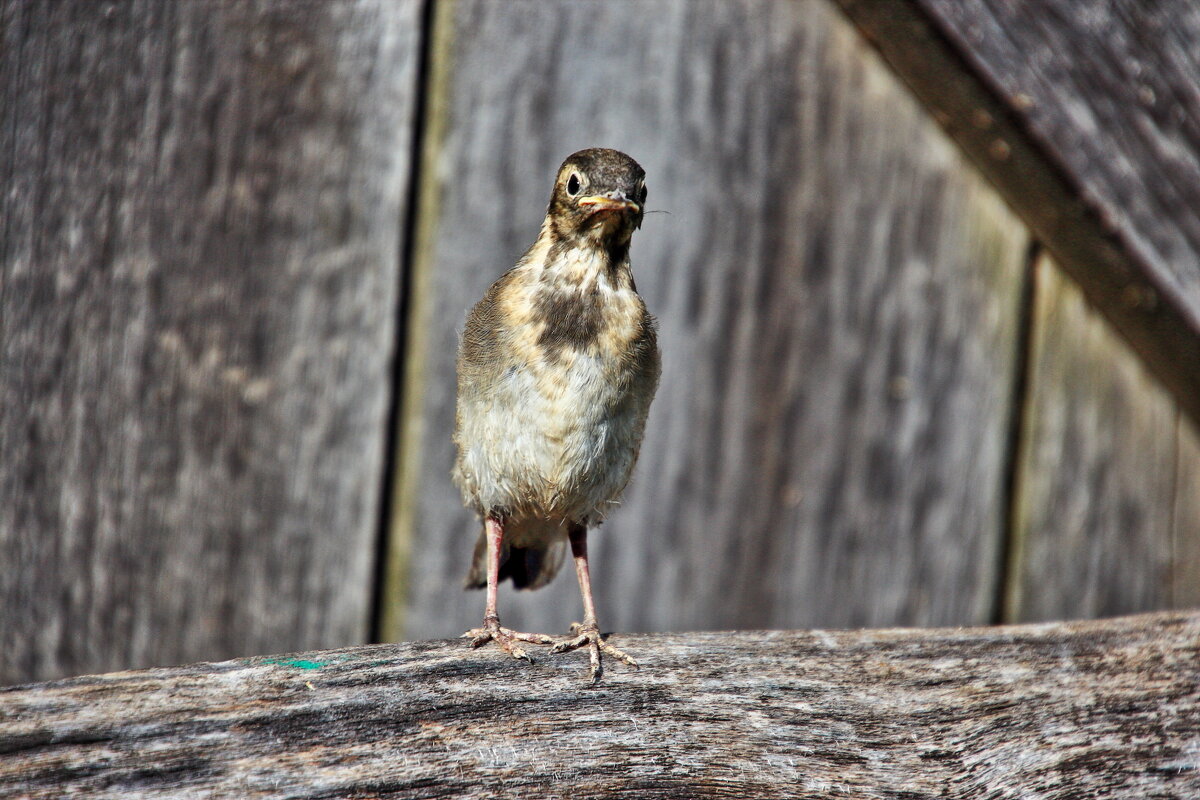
left=3, top=0, right=1199, bottom=686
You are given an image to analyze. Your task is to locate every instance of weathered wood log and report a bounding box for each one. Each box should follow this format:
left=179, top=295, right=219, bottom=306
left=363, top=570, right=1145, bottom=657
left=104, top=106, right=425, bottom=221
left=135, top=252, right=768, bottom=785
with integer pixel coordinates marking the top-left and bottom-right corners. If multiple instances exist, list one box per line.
left=3, top=612, right=1197, bottom=799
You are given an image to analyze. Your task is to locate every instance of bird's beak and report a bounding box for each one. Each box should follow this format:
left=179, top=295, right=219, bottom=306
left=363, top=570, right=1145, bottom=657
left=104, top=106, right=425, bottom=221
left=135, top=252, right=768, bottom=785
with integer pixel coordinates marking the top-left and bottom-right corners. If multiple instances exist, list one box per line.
left=578, top=193, right=641, bottom=214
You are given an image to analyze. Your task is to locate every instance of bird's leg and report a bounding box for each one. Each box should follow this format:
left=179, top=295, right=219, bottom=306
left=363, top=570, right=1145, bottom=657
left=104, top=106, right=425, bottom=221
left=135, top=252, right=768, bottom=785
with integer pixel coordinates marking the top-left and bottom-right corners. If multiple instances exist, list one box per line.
left=461, top=516, right=554, bottom=662
left=550, top=524, right=638, bottom=682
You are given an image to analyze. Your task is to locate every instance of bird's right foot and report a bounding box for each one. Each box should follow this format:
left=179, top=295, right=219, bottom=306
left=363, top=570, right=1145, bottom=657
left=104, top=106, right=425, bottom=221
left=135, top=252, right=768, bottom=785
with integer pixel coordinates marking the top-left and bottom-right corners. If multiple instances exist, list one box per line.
left=461, top=616, right=554, bottom=663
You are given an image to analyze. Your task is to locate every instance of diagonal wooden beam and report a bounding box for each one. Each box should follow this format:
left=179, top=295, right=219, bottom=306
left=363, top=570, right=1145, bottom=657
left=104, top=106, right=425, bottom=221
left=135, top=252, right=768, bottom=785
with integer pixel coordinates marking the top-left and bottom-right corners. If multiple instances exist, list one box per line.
left=836, top=0, right=1200, bottom=427
left=3, top=612, right=1197, bottom=798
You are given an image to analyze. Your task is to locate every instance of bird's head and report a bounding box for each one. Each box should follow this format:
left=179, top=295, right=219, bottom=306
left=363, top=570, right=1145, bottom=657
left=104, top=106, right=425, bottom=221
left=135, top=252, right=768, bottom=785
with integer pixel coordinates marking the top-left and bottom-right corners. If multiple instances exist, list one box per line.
left=545, top=148, right=647, bottom=254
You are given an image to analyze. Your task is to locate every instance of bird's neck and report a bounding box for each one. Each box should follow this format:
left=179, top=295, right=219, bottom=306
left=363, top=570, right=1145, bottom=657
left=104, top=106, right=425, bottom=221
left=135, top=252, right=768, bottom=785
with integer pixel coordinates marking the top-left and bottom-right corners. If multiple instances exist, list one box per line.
left=528, top=217, right=635, bottom=294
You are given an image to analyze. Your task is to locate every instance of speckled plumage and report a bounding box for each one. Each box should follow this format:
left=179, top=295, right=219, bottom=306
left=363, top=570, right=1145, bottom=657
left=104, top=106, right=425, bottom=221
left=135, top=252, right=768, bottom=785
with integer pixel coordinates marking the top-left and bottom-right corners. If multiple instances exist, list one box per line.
left=453, top=148, right=659, bottom=681
left=454, top=151, right=659, bottom=585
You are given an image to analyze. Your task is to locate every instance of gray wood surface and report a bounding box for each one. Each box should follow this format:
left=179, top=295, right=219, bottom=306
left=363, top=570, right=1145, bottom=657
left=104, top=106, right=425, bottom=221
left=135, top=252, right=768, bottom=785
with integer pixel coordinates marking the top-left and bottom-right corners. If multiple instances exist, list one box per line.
left=3, top=612, right=1197, bottom=799
left=1007, top=256, right=1197, bottom=621
left=1175, top=418, right=1200, bottom=608
left=386, top=0, right=1030, bottom=642
left=0, top=1, right=421, bottom=684
left=837, top=0, right=1200, bottom=426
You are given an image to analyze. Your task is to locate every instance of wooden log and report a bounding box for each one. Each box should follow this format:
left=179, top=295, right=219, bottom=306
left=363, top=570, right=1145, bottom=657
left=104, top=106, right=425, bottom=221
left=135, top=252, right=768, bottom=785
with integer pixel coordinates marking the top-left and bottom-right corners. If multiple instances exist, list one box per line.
left=2, top=612, right=1198, bottom=799
left=836, top=0, right=1200, bottom=427
left=0, top=1, right=421, bottom=683
left=385, top=0, right=1030, bottom=642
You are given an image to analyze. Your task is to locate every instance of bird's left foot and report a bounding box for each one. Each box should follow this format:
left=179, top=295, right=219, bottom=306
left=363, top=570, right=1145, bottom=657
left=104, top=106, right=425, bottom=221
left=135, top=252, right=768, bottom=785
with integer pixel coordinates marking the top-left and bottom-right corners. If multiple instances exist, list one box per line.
left=550, top=622, right=638, bottom=683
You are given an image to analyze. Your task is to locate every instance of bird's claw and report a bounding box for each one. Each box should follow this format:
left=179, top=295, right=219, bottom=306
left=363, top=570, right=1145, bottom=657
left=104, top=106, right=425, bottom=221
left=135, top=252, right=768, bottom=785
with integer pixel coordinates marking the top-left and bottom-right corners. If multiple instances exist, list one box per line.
left=550, top=622, right=638, bottom=683
left=461, top=620, right=554, bottom=663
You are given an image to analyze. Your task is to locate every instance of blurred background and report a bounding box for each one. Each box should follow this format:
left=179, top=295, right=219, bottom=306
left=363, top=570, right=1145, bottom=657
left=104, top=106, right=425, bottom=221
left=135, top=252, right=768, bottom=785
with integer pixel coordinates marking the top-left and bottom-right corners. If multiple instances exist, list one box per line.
left=3, top=0, right=1198, bottom=685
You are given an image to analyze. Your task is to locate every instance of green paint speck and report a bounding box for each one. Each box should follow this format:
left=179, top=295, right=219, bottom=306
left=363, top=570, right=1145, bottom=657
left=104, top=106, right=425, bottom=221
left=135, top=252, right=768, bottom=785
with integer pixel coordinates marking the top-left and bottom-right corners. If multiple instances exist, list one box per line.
left=264, top=658, right=325, bottom=670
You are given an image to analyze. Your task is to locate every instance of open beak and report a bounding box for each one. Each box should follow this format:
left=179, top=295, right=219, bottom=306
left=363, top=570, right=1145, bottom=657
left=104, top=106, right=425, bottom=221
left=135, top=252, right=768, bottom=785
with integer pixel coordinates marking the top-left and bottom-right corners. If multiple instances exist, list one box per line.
left=578, top=193, right=641, bottom=214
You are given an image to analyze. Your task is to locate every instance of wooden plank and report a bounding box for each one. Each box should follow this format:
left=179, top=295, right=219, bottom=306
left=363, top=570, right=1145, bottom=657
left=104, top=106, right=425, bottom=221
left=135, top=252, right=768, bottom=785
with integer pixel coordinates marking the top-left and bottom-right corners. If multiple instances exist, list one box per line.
left=0, top=1, right=421, bottom=683
left=3, top=613, right=1198, bottom=799
left=1007, top=255, right=1181, bottom=621
left=836, top=0, right=1200, bottom=426
left=386, top=0, right=1030, bottom=642
left=1174, top=417, right=1200, bottom=608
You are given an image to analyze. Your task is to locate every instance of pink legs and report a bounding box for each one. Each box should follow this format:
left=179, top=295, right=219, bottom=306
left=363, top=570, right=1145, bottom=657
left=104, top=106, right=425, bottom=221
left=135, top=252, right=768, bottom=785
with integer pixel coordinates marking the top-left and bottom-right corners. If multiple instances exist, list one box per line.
left=550, top=524, right=638, bottom=683
left=461, top=517, right=554, bottom=661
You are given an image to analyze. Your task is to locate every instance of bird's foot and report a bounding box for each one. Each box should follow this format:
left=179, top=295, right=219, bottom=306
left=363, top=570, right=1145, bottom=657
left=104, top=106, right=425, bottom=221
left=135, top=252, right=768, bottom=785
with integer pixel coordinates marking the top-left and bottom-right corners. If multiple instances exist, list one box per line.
left=461, top=617, right=554, bottom=663
left=550, top=622, right=638, bottom=683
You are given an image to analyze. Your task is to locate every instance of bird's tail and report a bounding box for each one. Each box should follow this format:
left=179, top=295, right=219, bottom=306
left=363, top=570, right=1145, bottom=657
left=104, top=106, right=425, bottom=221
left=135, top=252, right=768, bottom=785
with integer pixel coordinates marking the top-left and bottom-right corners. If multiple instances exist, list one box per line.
left=464, top=521, right=568, bottom=591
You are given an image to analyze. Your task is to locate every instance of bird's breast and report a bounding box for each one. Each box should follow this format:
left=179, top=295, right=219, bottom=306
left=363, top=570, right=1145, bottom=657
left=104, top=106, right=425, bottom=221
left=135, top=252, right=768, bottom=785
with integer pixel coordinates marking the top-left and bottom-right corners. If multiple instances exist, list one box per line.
left=510, top=277, right=648, bottom=446
left=454, top=268, right=658, bottom=522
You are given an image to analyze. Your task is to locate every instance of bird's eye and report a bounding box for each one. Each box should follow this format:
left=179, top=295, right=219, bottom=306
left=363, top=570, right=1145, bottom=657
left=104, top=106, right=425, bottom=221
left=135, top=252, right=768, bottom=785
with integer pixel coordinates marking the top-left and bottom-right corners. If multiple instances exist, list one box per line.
left=566, top=173, right=581, bottom=196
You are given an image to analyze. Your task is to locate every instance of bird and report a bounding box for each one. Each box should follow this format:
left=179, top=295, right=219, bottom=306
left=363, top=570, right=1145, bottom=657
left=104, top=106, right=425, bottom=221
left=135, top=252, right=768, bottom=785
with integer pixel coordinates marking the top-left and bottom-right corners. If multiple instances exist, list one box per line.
left=452, top=147, right=660, bottom=683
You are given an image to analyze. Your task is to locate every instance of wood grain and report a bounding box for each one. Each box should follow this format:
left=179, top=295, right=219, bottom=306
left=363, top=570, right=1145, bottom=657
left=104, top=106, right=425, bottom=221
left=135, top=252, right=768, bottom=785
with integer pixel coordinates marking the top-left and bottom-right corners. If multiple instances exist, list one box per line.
left=1174, top=417, right=1200, bottom=608
left=1007, top=255, right=1193, bottom=621
left=836, top=0, right=1200, bottom=426
left=2, top=612, right=1197, bottom=799
left=0, top=1, right=421, bottom=683
left=386, top=0, right=1030, bottom=642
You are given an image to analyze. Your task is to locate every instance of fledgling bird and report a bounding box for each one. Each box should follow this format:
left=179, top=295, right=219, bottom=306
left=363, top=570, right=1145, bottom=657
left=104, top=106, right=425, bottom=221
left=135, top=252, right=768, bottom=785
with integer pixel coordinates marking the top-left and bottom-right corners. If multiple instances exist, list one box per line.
left=453, top=148, right=660, bottom=683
